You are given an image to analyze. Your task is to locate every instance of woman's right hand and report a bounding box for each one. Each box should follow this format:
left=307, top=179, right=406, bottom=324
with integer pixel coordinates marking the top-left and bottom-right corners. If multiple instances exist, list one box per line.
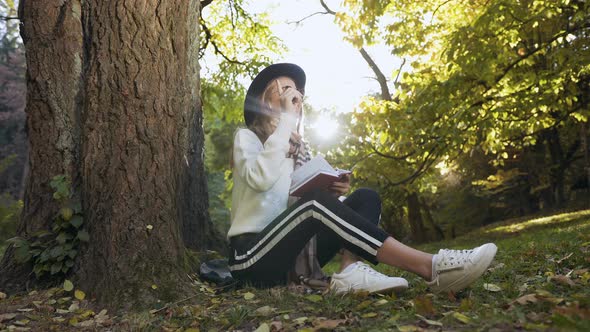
left=277, top=80, right=303, bottom=115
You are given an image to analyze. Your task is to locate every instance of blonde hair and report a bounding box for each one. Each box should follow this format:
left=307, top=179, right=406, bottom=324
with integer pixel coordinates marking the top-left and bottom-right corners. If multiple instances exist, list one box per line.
left=248, top=81, right=281, bottom=143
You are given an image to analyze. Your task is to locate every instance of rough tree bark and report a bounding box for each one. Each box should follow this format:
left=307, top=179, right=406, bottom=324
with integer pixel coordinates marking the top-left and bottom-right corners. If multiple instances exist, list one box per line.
left=1, top=0, right=217, bottom=309
left=0, top=0, right=83, bottom=292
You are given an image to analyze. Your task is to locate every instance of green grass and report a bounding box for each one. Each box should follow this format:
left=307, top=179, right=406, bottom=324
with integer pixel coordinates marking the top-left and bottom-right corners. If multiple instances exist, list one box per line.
left=1, top=209, right=589, bottom=331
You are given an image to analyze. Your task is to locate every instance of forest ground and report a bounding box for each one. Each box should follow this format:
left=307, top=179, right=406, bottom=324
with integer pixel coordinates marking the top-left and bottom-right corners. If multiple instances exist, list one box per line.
left=1, top=209, right=590, bottom=331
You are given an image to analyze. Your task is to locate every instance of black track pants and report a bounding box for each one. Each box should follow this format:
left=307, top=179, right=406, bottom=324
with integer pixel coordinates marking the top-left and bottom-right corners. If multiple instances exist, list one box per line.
left=228, top=188, right=389, bottom=286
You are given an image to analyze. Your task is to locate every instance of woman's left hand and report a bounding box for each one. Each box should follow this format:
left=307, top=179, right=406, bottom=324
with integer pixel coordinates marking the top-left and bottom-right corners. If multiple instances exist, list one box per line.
left=329, top=174, right=351, bottom=196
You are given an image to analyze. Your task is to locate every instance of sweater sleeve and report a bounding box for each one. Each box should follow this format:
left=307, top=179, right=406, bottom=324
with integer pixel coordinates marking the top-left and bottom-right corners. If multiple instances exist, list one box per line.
left=233, top=113, right=298, bottom=192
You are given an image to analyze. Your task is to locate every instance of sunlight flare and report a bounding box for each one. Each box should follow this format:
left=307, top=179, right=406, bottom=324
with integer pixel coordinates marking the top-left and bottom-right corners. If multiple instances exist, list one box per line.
left=312, top=114, right=339, bottom=140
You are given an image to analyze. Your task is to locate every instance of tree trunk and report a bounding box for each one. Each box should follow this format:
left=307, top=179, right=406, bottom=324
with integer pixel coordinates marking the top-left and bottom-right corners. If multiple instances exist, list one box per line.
left=583, top=122, right=590, bottom=207
left=1, top=0, right=217, bottom=310
left=0, top=0, right=83, bottom=291
left=406, top=191, right=426, bottom=243
left=419, top=197, right=444, bottom=241
left=543, top=128, right=567, bottom=207
left=181, top=111, right=225, bottom=252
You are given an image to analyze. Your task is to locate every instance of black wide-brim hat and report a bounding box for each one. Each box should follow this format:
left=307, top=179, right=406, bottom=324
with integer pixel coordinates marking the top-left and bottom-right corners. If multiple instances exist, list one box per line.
left=244, top=63, right=306, bottom=126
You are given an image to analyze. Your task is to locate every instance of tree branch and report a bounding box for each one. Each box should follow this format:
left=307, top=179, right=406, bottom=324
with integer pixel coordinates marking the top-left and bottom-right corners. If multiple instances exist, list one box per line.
left=287, top=11, right=332, bottom=25
left=199, top=18, right=244, bottom=65
left=369, top=143, right=415, bottom=160
left=382, top=146, right=439, bottom=186
left=393, top=58, right=406, bottom=86
left=430, top=0, right=453, bottom=23
left=201, top=0, right=214, bottom=9
left=319, top=0, right=337, bottom=15
left=0, top=15, right=19, bottom=21
left=359, top=47, right=392, bottom=101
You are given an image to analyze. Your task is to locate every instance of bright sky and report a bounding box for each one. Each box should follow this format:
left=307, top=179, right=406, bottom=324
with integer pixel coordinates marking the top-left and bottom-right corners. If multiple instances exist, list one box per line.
left=245, top=0, right=403, bottom=114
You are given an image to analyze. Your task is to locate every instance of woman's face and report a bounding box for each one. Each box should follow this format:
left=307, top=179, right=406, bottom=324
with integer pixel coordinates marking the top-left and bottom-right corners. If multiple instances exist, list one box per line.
left=261, top=76, right=303, bottom=117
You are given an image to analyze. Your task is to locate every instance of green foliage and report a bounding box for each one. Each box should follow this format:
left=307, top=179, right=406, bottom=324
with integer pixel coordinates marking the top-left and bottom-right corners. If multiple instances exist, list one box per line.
left=0, top=0, right=21, bottom=59
left=200, top=0, right=286, bottom=231
left=207, top=171, right=231, bottom=236
left=0, top=194, right=22, bottom=256
left=200, top=0, right=284, bottom=126
left=319, top=0, right=590, bottom=238
left=7, top=175, right=87, bottom=279
left=0, top=154, right=16, bottom=173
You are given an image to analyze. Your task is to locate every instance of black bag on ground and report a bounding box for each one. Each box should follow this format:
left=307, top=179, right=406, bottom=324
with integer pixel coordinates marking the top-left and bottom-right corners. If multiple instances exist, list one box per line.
left=199, top=259, right=235, bottom=286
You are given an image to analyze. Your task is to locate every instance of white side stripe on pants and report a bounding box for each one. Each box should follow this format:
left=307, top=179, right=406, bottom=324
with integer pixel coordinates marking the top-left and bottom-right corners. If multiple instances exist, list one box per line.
left=230, top=200, right=383, bottom=271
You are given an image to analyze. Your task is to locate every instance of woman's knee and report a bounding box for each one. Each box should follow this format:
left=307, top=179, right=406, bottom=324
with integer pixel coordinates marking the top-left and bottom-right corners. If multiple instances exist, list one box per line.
left=350, top=188, right=381, bottom=206
left=300, top=188, right=335, bottom=203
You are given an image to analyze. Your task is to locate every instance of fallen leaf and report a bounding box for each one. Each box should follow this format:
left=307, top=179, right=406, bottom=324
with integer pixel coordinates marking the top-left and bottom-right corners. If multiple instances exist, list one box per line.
left=0, top=291, right=6, bottom=299
left=63, top=280, right=74, bottom=292
left=16, top=308, right=33, bottom=312
left=184, top=328, right=200, bottom=332
left=75, top=289, right=86, bottom=300
left=447, top=291, right=457, bottom=302
left=355, top=299, right=372, bottom=310
left=68, top=302, right=79, bottom=312
left=305, top=294, right=322, bottom=303
left=79, top=310, right=94, bottom=318
left=151, top=284, right=158, bottom=290
left=416, top=314, right=443, bottom=326
left=14, top=319, right=30, bottom=326
left=550, top=275, right=576, bottom=287
left=293, top=316, right=308, bottom=324
left=254, top=305, right=275, bottom=316
left=146, top=225, right=153, bottom=230
left=243, top=292, right=255, bottom=300
left=413, top=295, right=436, bottom=316
left=313, top=318, right=347, bottom=329
left=397, top=325, right=419, bottom=332
left=518, top=283, right=529, bottom=293
left=269, top=320, right=282, bottom=331
left=0, top=313, right=17, bottom=323
left=535, top=290, right=564, bottom=304
left=452, top=312, right=472, bottom=324
left=459, top=298, right=473, bottom=311
left=484, top=283, right=502, bottom=292
left=513, top=294, right=538, bottom=305
left=374, top=299, right=388, bottom=306
left=488, top=262, right=506, bottom=272
left=526, top=312, right=546, bottom=322
left=254, top=322, right=270, bottom=332
left=361, top=312, right=378, bottom=318
left=76, top=320, right=95, bottom=328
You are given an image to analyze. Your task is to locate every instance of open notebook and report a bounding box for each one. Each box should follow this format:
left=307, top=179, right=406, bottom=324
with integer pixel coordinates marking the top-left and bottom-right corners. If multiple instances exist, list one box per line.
left=290, top=155, right=351, bottom=197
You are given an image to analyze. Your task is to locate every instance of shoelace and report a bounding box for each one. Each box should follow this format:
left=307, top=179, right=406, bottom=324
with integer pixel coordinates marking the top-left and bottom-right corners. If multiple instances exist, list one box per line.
left=355, top=262, right=388, bottom=277
left=436, top=249, right=474, bottom=270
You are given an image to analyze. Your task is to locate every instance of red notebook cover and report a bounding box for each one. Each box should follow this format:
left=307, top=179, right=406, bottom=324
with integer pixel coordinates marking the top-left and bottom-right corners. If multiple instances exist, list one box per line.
left=289, top=171, right=350, bottom=197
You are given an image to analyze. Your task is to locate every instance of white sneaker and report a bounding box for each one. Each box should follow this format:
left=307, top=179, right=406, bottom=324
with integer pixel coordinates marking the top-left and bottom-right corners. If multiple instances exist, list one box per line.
left=330, top=262, right=409, bottom=294
left=427, top=243, right=497, bottom=293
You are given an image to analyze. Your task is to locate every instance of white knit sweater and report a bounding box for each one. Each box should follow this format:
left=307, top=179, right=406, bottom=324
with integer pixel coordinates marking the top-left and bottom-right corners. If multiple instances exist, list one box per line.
left=227, top=113, right=298, bottom=238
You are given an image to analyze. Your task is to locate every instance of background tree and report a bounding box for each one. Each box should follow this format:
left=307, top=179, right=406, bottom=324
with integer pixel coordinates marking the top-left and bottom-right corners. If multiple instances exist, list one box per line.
left=199, top=0, right=284, bottom=236
left=0, top=0, right=26, bottom=200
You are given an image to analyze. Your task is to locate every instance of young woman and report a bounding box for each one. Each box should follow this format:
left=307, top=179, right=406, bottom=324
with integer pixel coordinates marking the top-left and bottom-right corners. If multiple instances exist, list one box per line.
left=228, top=63, right=497, bottom=294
